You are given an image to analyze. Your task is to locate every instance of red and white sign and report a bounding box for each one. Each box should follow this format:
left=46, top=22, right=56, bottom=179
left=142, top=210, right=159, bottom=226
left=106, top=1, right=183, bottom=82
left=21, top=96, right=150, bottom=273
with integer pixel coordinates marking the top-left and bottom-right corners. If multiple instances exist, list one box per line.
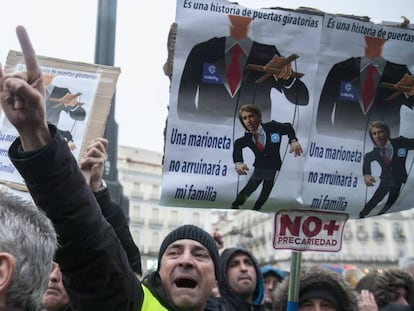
left=273, top=209, right=348, bottom=252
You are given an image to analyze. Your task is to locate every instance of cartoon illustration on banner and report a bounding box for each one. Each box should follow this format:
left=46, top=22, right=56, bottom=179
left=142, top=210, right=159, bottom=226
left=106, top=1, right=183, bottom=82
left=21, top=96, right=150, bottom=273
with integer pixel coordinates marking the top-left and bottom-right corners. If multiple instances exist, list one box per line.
left=43, top=73, right=88, bottom=151
left=161, top=0, right=414, bottom=219
left=176, top=14, right=309, bottom=124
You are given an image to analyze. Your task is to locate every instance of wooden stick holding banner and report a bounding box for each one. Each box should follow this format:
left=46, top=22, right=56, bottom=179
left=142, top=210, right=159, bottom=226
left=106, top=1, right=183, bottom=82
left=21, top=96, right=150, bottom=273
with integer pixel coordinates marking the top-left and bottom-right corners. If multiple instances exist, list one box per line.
left=273, top=210, right=348, bottom=311
left=287, top=250, right=302, bottom=311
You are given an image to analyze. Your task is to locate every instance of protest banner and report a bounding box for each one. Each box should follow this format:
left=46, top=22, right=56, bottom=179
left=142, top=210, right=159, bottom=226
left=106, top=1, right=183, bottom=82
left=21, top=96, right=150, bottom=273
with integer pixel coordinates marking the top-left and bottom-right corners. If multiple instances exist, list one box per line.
left=161, top=0, right=414, bottom=219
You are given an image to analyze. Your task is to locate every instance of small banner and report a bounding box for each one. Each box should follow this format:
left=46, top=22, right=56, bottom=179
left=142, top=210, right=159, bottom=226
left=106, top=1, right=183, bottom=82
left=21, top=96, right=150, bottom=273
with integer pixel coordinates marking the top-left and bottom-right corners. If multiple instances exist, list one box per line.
left=0, top=50, right=120, bottom=190
left=273, top=210, right=348, bottom=252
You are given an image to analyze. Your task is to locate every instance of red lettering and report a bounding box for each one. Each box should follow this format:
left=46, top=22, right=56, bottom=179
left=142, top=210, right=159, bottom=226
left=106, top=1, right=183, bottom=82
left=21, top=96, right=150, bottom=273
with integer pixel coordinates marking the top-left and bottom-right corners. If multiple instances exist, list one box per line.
left=302, top=216, right=322, bottom=237
left=323, top=220, right=340, bottom=235
left=279, top=215, right=301, bottom=236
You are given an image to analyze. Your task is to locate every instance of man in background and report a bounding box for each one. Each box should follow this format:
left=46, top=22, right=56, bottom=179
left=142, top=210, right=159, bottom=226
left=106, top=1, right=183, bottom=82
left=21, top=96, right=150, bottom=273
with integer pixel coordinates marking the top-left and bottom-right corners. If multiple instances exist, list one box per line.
left=218, top=247, right=265, bottom=310
left=260, top=265, right=285, bottom=310
left=273, top=265, right=359, bottom=311
left=1, top=25, right=220, bottom=311
left=0, top=192, right=57, bottom=311
left=41, top=262, right=70, bottom=311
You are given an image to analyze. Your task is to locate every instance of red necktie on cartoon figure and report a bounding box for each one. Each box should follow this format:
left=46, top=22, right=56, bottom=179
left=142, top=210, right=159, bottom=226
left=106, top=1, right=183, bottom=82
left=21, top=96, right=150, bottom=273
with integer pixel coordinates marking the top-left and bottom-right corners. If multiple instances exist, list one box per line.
left=362, top=64, right=377, bottom=112
left=253, top=132, right=264, bottom=152
left=226, top=44, right=243, bottom=96
left=381, top=148, right=391, bottom=165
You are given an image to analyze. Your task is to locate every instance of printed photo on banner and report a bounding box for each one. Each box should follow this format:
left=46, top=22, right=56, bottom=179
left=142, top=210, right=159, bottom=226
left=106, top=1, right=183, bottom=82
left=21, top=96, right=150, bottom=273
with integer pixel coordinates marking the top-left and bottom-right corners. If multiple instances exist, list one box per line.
left=0, top=50, right=120, bottom=188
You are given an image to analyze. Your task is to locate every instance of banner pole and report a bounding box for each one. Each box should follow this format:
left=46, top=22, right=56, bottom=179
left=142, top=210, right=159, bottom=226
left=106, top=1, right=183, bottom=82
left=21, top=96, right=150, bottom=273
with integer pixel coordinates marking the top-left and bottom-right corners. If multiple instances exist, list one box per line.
left=287, top=250, right=302, bottom=311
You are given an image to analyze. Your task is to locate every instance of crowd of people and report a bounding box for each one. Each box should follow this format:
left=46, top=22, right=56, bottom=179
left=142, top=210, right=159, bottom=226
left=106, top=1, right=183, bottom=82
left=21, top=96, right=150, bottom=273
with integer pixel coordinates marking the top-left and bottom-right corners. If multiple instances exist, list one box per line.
left=2, top=25, right=414, bottom=311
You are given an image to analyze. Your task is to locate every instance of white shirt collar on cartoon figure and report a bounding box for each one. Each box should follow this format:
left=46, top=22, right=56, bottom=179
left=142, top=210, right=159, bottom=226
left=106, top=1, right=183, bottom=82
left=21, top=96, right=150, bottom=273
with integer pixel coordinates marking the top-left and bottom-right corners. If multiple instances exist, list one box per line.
left=251, top=125, right=266, bottom=146
left=360, top=56, right=386, bottom=75
left=225, top=36, right=252, bottom=55
left=252, top=124, right=264, bottom=135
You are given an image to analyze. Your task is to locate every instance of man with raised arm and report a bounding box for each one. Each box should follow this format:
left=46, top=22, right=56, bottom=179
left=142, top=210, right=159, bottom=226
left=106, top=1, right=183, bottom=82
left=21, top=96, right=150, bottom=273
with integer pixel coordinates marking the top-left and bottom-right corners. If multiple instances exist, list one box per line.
left=0, top=26, right=222, bottom=311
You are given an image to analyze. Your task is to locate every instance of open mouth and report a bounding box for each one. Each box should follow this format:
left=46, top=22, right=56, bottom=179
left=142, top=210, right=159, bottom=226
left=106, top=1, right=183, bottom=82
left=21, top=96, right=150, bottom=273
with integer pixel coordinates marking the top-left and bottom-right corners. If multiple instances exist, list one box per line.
left=175, top=278, right=198, bottom=288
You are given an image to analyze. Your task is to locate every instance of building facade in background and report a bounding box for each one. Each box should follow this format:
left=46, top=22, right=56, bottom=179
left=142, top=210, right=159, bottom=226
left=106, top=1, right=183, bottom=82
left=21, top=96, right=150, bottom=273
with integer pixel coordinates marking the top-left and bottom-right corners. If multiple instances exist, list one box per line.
left=118, top=145, right=414, bottom=275
left=215, top=209, right=414, bottom=271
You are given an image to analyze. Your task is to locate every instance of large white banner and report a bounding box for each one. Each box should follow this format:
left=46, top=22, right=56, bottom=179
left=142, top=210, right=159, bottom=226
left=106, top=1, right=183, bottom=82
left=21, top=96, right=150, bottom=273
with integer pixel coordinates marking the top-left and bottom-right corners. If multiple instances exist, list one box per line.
left=161, top=0, right=414, bottom=219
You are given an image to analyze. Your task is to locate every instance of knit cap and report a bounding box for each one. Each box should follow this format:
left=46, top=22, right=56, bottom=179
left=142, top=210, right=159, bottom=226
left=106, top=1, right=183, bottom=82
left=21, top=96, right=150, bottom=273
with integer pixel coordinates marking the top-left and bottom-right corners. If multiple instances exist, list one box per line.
left=157, top=224, right=220, bottom=279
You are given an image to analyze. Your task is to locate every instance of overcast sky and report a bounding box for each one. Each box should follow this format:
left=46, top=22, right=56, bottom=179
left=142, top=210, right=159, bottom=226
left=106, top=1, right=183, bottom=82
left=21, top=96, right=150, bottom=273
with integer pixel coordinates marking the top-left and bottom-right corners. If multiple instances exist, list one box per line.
left=0, top=0, right=413, bottom=153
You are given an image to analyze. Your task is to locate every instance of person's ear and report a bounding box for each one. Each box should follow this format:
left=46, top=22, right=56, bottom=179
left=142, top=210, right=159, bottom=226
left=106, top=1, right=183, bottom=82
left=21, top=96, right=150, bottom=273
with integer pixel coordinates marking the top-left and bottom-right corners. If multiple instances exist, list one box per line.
left=0, top=253, right=16, bottom=293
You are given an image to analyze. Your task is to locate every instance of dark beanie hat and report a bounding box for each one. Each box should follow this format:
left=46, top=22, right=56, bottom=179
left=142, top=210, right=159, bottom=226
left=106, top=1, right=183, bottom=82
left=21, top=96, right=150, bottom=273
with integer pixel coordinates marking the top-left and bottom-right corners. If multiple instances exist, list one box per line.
left=157, top=224, right=220, bottom=279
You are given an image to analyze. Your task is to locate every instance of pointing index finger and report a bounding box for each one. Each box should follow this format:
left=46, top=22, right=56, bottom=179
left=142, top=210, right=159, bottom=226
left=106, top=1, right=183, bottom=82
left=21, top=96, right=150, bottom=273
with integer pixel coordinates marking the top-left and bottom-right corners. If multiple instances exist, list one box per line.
left=15, top=25, right=41, bottom=82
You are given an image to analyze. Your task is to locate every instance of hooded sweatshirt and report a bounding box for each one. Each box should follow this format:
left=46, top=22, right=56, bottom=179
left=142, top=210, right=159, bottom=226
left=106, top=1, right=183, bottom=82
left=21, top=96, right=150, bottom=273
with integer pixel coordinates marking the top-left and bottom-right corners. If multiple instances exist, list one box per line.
left=218, top=248, right=265, bottom=311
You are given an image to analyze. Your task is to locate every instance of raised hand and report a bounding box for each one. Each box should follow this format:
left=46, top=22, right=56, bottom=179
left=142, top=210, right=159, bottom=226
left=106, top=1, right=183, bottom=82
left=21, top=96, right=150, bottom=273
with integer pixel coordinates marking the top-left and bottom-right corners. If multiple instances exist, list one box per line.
left=396, top=74, right=414, bottom=96
left=0, top=26, right=50, bottom=151
left=290, top=141, right=303, bottom=157
left=263, top=55, right=292, bottom=80
left=49, top=92, right=82, bottom=107
left=364, top=175, right=376, bottom=187
left=79, top=138, right=108, bottom=192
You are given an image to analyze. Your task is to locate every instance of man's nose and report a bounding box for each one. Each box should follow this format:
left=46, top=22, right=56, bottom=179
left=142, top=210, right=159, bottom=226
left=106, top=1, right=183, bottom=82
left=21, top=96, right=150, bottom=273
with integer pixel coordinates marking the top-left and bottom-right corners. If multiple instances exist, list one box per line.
left=313, top=303, right=322, bottom=311
left=50, top=271, right=61, bottom=283
left=50, top=266, right=62, bottom=282
left=179, top=250, right=195, bottom=266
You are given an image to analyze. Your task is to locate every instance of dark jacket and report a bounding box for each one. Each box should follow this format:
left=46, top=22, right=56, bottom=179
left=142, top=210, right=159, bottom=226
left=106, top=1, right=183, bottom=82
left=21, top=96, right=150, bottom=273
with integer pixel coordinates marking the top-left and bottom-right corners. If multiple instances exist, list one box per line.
left=40, top=305, right=72, bottom=311
left=218, top=247, right=265, bottom=311
left=9, top=125, right=142, bottom=310
left=95, top=188, right=142, bottom=275
left=9, top=125, right=223, bottom=311
left=380, top=305, right=410, bottom=311
left=39, top=187, right=142, bottom=311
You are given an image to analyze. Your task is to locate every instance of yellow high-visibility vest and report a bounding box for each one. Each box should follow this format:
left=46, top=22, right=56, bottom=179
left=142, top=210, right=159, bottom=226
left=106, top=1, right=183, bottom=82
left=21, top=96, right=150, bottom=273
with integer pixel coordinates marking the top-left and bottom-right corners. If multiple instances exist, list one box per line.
left=141, top=284, right=168, bottom=310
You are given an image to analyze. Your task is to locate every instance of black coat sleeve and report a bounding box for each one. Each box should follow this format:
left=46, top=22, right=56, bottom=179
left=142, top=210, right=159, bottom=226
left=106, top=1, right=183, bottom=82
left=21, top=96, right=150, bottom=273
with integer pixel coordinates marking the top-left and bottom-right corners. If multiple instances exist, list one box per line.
left=9, top=125, right=143, bottom=311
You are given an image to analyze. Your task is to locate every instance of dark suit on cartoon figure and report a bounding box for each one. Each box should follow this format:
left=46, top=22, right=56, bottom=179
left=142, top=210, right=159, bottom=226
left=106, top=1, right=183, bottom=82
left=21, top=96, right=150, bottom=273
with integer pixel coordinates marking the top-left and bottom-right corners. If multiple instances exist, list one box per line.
left=177, top=36, right=309, bottom=124
left=359, top=121, right=414, bottom=218
left=232, top=117, right=301, bottom=211
left=46, top=86, right=86, bottom=126
left=46, top=85, right=86, bottom=144
left=316, top=57, right=414, bottom=138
